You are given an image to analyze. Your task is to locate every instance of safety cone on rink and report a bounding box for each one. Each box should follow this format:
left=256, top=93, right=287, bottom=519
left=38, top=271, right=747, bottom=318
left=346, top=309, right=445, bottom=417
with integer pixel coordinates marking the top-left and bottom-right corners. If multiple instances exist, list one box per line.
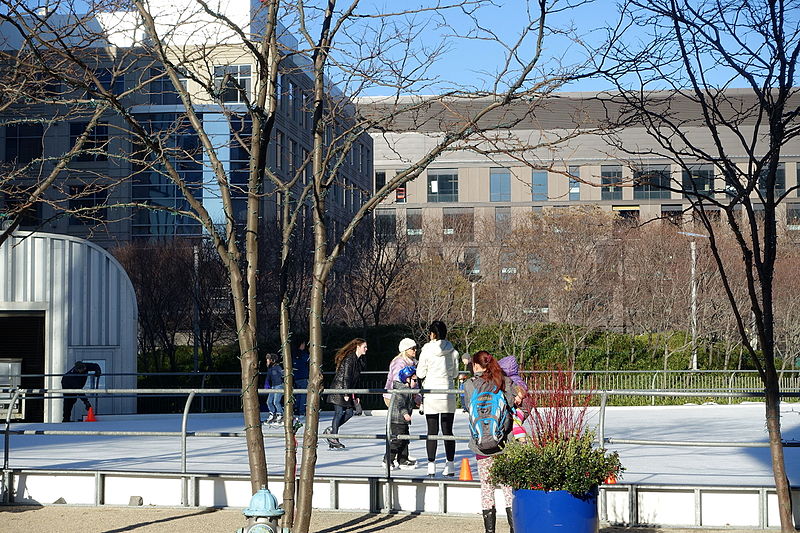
left=84, top=407, right=97, bottom=422
left=458, top=458, right=473, bottom=481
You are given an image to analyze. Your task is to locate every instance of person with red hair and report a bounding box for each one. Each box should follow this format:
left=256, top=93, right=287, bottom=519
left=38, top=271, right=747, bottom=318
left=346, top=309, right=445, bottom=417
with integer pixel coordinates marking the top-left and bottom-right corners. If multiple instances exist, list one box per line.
left=463, top=350, right=521, bottom=533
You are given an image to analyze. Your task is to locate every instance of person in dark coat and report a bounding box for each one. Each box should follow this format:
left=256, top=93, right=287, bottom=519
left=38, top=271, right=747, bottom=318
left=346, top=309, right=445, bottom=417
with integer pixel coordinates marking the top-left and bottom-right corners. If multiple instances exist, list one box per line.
left=61, top=361, right=102, bottom=422
left=292, top=338, right=310, bottom=417
left=324, top=337, right=367, bottom=449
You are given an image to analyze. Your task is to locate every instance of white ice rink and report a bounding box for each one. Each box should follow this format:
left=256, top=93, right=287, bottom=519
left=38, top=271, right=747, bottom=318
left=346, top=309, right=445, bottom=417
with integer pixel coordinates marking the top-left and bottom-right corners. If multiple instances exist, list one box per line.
left=4, top=402, right=800, bottom=486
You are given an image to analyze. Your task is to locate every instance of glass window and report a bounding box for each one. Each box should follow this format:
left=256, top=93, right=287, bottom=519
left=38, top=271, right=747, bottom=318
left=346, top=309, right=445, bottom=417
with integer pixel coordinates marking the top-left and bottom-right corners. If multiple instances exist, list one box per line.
left=91, top=68, right=124, bottom=96
left=375, top=209, right=396, bottom=241
left=757, top=162, right=786, bottom=197
left=464, top=248, right=480, bottom=275
left=634, top=164, right=671, bottom=200
left=568, top=165, right=580, bottom=201
left=147, top=68, right=187, bottom=105
left=69, top=184, right=108, bottom=225
left=375, top=170, right=386, bottom=192
left=490, top=168, right=511, bottom=202
left=406, top=208, right=423, bottom=242
left=601, top=164, right=623, bottom=201
left=499, top=251, right=517, bottom=279
left=787, top=204, right=800, bottom=230
left=428, top=169, right=458, bottom=202
left=442, top=207, right=473, bottom=242
left=130, top=113, right=203, bottom=238
left=2, top=190, right=42, bottom=227
left=4, top=123, right=43, bottom=164
left=532, top=170, right=548, bottom=201
left=661, top=204, right=683, bottom=225
left=69, top=122, right=108, bottom=162
left=214, top=65, right=251, bottom=103
left=682, top=164, right=714, bottom=197
left=495, top=206, right=511, bottom=240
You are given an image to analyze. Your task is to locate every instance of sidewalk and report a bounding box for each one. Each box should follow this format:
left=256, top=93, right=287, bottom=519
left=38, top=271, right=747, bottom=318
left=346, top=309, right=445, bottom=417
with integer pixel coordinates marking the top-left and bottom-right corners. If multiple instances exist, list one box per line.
left=0, top=505, right=768, bottom=533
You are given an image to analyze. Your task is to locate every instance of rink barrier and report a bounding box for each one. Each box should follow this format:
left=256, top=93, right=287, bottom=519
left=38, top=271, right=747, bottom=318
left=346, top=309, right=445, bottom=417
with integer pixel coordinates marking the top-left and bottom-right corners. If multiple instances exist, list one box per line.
left=4, top=386, right=800, bottom=528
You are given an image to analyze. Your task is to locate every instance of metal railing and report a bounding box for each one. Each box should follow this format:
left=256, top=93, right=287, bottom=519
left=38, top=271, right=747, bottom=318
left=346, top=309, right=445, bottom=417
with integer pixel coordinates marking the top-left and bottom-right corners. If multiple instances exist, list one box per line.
left=4, top=383, right=800, bottom=510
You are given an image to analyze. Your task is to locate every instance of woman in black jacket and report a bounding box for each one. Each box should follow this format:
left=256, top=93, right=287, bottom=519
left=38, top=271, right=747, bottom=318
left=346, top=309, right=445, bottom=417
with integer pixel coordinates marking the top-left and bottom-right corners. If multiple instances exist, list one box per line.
left=324, top=338, right=367, bottom=449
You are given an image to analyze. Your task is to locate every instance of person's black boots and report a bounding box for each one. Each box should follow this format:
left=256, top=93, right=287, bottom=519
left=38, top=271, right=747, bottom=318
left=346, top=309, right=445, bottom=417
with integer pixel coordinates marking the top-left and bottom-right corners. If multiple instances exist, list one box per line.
left=482, top=507, right=496, bottom=533
left=505, top=507, right=514, bottom=533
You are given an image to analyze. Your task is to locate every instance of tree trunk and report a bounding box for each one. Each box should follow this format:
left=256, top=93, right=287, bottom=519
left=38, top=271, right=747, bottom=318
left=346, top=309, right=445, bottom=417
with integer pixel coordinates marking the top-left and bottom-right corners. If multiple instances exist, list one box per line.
left=765, top=372, right=794, bottom=531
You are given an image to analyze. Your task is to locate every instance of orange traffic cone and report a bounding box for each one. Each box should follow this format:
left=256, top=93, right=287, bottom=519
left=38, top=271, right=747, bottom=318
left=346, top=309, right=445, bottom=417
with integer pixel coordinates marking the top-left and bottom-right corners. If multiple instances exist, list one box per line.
left=458, top=457, right=473, bottom=481
left=85, top=407, right=97, bottom=422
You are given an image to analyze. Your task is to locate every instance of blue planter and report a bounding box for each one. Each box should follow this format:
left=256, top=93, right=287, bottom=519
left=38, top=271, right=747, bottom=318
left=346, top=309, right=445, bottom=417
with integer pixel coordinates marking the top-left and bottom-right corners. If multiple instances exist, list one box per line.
left=511, top=488, right=598, bottom=533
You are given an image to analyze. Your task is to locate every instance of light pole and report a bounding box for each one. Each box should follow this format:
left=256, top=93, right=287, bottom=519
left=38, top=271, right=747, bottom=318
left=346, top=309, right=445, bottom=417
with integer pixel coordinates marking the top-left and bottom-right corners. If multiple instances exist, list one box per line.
left=679, top=231, right=708, bottom=371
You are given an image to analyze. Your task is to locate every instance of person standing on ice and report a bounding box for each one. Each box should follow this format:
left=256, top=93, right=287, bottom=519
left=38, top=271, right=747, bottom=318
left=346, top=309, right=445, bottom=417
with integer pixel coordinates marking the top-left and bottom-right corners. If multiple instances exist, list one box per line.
left=416, top=320, right=459, bottom=477
left=324, top=338, right=367, bottom=449
left=61, top=361, right=101, bottom=422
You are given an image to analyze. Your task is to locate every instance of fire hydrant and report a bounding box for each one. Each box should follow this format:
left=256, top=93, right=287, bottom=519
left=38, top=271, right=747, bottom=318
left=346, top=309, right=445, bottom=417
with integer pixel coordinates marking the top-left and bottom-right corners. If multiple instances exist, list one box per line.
left=235, top=486, right=285, bottom=533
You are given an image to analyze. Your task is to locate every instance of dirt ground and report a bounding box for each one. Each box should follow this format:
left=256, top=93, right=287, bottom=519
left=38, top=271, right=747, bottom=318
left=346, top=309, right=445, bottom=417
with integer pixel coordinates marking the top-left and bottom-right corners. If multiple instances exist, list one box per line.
left=0, top=505, right=767, bottom=533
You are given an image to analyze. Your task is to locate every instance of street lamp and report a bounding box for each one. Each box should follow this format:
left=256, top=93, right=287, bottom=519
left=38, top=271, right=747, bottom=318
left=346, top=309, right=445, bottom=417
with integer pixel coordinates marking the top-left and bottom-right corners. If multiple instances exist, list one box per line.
left=679, top=231, right=709, bottom=371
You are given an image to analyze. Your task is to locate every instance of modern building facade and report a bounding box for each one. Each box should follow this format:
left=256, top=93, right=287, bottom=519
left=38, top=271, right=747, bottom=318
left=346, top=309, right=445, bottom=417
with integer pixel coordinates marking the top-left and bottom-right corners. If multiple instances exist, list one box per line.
left=0, top=2, right=373, bottom=249
left=365, top=92, right=800, bottom=274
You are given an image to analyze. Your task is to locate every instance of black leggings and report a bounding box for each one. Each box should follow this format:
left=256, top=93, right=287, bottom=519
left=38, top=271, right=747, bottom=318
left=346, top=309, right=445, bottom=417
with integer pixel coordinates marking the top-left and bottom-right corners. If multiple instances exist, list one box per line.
left=425, top=412, right=455, bottom=462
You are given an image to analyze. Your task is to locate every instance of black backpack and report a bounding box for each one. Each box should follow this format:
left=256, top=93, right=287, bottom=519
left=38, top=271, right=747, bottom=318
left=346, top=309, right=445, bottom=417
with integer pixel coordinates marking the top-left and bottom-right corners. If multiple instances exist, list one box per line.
left=467, top=378, right=512, bottom=455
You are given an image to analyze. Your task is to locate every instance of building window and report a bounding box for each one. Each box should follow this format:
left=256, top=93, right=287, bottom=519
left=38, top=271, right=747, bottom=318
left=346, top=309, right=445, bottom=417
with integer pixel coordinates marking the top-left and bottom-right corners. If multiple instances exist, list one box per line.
left=532, top=170, right=548, bottom=201
left=634, top=164, right=671, bottom=200
left=395, top=186, right=407, bottom=203
left=90, top=68, right=124, bottom=96
left=757, top=162, right=786, bottom=197
left=495, top=206, right=511, bottom=241
left=601, top=164, right=623, bottom=201
left=499, top=250, right=518, bottom=279
left=428, top=169, right=458, bottom=202
left=4, top=123, right=43, bottom=164
left=661, top=204, right=683, bottom=225
left=148, top=68, right=187, bottom=105
left=787, top=204, right=800, bottom=230
left=375, top=170, right=386, bottom=193
left=682, top=164, right=714, bottom=197
left=568, top=165, right=580, bottom=201
left=406, top=208, right=423, bottom=242
left=443, top=207, right=473, bottom=242
left=613, top=205, right=640, bottom=225
left=70, top=122, right=108, bottom=161
left=214, top=65, right=251, bottom=103
left=463, top=248, right=480, bottom=276
left=2, top=190, right=42, bottom=227
left=490, top=168, right=511, bottom=202
left=375, top=209, right=396, bottom=242
left=131, top=113, right=203, bottom=238
left=69, top=185, right=108, bottom=224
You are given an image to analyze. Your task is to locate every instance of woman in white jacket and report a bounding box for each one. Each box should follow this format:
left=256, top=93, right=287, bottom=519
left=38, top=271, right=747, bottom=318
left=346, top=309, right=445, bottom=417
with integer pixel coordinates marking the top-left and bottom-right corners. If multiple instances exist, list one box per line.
left=416, top=320, right=459, bottom=477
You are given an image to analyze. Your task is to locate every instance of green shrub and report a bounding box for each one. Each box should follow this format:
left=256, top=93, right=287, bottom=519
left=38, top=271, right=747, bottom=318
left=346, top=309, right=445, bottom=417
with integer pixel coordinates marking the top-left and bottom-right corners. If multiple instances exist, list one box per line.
left=489, top=431, right=623, bottom=496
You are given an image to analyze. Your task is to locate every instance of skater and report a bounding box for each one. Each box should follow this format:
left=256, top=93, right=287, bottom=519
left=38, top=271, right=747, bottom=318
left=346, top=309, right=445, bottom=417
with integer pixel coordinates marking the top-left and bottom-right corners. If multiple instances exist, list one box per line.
left=292, top=338, right=310, bottom=418
left=61, top=361, right=102, bottom=422
left=383, top=337, right=418, bottom=408
left=383, top=365, right=418, bottom=470
left=324, top=338, right=367, bottom=449
left=264, top=353, right=284, bottom=424
left=416, top=320, right=459, bottom=476
left=463, top=350, right=519, bottom=533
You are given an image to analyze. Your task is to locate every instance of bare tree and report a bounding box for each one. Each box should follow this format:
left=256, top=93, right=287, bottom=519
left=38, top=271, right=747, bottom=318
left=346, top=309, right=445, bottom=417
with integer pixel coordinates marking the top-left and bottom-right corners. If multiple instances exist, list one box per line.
left=597, top=1, right=800, bottom=527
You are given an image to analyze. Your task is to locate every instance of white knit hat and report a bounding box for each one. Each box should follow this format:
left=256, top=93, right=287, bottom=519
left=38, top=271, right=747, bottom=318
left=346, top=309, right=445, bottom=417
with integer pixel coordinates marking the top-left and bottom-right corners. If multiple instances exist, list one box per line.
left=398, top=337, right=417, bottom=352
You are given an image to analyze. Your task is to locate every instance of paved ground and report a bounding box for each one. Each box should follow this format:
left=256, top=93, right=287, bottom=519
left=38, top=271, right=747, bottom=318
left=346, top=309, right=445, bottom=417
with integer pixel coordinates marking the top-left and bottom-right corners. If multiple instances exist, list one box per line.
left=0, top=506, right=771, bottom=533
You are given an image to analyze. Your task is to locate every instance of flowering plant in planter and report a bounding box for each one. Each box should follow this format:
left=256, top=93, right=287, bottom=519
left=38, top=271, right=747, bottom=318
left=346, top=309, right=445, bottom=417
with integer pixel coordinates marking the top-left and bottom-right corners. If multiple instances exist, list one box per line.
left=488, top=367, right=623, bottom=496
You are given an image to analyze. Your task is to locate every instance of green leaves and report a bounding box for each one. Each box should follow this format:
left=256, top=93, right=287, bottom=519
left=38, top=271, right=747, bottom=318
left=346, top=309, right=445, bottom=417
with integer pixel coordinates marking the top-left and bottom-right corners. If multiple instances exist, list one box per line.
left=489, top=432, right=623, bottom=496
